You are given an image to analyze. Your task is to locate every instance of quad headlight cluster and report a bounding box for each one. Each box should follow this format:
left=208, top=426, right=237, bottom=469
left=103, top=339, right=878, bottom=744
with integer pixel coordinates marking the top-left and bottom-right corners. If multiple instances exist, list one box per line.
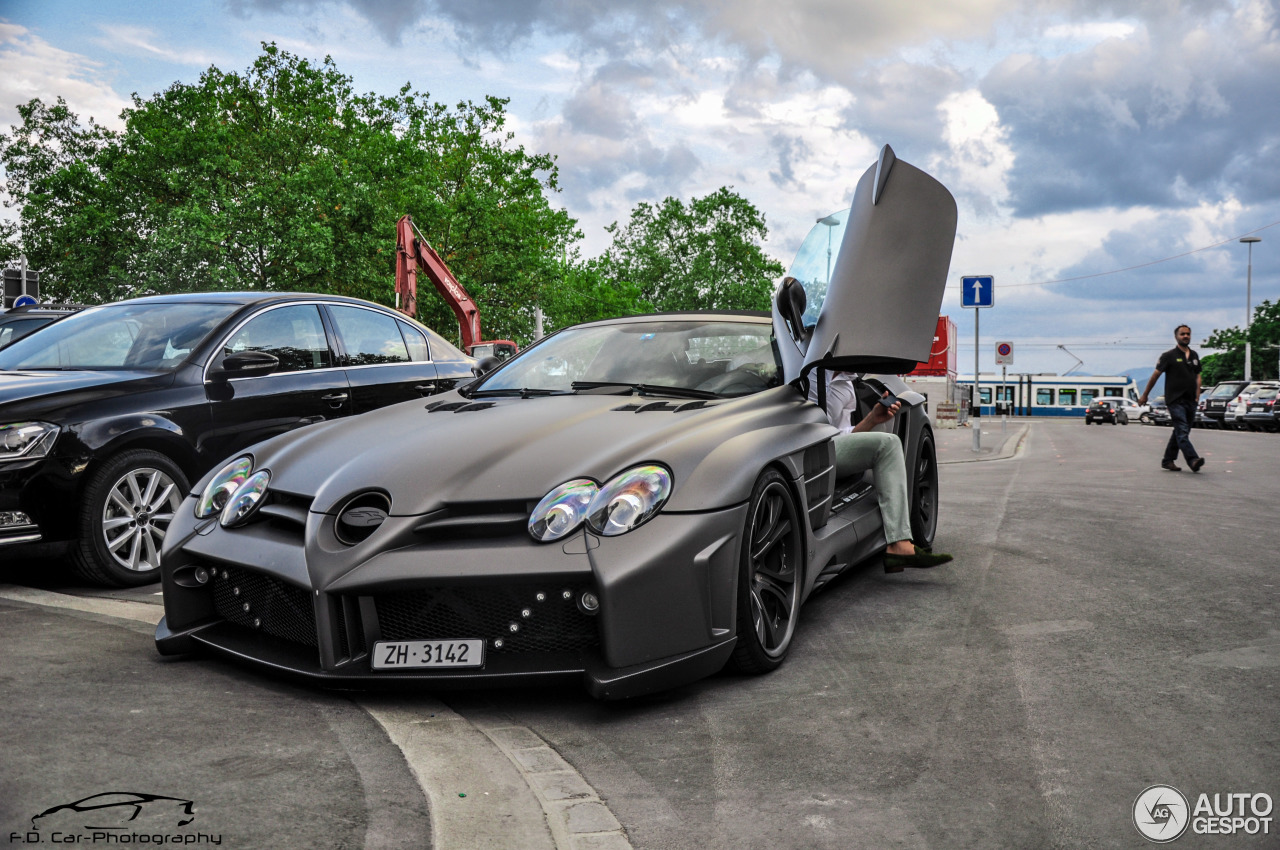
left=196, top=455, right=271, bottom=527
left=0, top=422, right=58, bottom=464
left=528, top=465, right=671, bottom=542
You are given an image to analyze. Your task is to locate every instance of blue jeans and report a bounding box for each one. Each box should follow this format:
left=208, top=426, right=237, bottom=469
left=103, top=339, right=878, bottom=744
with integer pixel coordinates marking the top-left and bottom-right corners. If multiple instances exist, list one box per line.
left=1164, top=400, right=1200, bottom=465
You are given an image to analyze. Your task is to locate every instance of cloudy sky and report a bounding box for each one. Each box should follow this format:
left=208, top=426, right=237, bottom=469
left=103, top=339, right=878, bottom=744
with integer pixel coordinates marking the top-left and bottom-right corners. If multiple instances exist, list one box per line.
left=2, top=0, right=1278, bottom=375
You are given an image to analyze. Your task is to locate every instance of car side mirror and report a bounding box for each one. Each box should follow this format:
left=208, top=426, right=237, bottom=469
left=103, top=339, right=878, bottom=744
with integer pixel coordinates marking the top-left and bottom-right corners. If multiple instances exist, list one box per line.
left=209, top=350, right=280, bottom=382
left=473, top=355, right=501, bottom=376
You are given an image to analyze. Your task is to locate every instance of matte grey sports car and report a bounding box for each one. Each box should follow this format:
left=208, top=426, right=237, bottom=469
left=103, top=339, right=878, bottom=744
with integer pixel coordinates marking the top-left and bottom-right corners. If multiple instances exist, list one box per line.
left=155, top=145, right=958, bottom=698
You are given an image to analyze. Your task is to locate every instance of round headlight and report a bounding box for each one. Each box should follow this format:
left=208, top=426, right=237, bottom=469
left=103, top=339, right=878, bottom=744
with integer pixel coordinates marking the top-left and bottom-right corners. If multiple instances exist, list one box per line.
left=196, top=456, right=253, bottom=519
left=529, top=479, right=598, bottom=542
left=219, top=469, right=270, bottom=527
left=586, top=465, right=671, bottom=536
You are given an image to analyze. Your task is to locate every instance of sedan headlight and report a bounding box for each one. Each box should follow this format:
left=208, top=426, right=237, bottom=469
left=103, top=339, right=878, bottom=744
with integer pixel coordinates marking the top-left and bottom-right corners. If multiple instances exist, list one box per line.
left=220, top=469, right=270, bottom=527
left=529, top=478, right=598, bottom=542
left=196, top=456, right=254, bottom=519
left=0, top=422, right=58, bottom=463
left=586, top=465, right=671, bottom=536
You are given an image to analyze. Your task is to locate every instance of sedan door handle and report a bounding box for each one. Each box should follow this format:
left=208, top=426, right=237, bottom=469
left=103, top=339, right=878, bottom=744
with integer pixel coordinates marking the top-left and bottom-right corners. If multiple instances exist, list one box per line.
left=414, top=383, right=437, bottom=395
left=322, top=392, right=349, bottom=406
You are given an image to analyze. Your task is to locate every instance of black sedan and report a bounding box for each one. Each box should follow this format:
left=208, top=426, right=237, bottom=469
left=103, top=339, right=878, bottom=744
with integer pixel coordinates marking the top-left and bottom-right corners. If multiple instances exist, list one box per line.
left=1085, top=399, right=1127, bottom=425
left=0, top=292, right=475, bottom=586
left=155, top=145, right=958, bottom=698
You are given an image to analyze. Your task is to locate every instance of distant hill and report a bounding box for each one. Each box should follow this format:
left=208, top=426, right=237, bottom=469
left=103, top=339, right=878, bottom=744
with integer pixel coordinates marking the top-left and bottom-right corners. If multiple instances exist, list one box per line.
left=1120, top=366, right=1161, bottom=397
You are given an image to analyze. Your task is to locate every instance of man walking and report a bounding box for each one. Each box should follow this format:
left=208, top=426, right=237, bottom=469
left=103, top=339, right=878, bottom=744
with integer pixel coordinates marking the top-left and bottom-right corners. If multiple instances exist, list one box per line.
left=1139, top=325, right=1204, bottom=472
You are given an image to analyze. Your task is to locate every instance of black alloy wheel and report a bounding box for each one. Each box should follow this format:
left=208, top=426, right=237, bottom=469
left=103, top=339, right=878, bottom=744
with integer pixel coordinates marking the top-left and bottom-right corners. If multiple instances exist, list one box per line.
left=910, top=432, right=939, bottom=550
left=72, top=449, right=190, bottom=587
left=729, top=468, right=802, bottom=674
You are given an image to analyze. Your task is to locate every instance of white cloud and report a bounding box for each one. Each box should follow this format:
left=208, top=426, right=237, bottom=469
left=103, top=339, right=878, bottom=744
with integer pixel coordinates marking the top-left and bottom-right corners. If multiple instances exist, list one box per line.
left=93, top=25, right=223, bottom=67
left=0, top=21, right=130, bottom=131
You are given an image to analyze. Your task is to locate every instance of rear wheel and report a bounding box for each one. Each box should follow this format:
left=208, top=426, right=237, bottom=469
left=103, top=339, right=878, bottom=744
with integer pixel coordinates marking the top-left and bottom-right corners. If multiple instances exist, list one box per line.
left=729, top=469, right=802, bottom=674
left=72, top=449, right=188, bottom=587
left=910, top=432, right=939, bottom=550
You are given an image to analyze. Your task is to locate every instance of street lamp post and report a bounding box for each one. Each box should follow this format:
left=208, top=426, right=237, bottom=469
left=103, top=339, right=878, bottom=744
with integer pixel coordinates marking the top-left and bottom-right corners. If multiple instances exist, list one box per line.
left=817, top=215, right=841, bottom=282
left=1241, top=236, right=1261, bottom=381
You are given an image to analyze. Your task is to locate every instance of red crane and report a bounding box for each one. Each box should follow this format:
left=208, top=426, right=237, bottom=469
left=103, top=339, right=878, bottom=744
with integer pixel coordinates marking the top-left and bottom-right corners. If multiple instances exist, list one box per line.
left=394, top=214, right=517, bottom=360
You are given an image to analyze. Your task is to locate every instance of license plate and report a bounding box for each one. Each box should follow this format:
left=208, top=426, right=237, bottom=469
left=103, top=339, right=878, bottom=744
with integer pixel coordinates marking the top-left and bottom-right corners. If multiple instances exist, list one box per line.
left=373, top=639, right=484, bottom=670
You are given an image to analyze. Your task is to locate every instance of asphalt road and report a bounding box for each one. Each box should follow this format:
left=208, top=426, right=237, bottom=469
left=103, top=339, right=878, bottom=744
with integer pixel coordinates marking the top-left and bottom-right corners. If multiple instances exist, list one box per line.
left=2, top=419, right=1277, bottom=849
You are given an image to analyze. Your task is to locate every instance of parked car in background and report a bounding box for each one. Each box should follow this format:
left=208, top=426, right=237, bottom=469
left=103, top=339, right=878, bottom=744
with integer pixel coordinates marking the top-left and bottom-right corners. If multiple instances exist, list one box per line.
left=0, top=303, right=85, bottom=350
left=1148, top=396, right=1169, bottom=425
left=1085, top=398, right=1129, bottom=425
left=0, top=292, right=476, bottom=586
left=1240, top=385, right=1280, bottom=432
left=1223, top=381, right=1279, bottom=430
left=1202, top=380, right=1250, bottom=428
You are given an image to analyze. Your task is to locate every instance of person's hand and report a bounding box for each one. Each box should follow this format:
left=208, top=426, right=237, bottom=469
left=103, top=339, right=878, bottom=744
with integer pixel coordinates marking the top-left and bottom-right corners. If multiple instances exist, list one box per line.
left=865, top=393, right=901, bottom=425
left=1138, top=394, right=1147, bottom=405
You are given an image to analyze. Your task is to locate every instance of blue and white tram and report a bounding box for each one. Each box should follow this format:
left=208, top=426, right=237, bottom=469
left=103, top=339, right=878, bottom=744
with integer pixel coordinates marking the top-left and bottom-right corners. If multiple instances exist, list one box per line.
left=961, top=374, right=1140, bottom=418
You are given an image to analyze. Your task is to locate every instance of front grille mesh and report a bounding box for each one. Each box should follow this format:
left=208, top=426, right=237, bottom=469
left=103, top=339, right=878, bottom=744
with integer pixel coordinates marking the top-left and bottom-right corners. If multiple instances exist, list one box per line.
left=375, top=584, right=599, bottom=653
left=211, top=566, right=317, bottom=648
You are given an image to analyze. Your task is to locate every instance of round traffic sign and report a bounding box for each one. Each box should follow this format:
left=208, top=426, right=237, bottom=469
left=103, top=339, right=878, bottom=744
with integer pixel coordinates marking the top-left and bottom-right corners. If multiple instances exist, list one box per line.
left=997, top=343, right=1012, bottom=356
left=12, top=294, right=37, bottom=308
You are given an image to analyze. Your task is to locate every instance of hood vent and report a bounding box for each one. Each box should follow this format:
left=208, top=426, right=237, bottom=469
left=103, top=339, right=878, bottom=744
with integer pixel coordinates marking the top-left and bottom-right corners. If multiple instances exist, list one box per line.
left=425, top=400, right=498, bottom=413
left=413, top=501, right=531, bottom=541
left=612, top=400, right=717, bottom=413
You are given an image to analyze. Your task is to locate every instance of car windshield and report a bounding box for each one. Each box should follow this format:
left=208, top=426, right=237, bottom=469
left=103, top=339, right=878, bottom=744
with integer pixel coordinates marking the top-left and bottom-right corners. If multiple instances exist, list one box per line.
left=1209, top=383, right=1246, bottom=399
left=473, top=319, right=781, bottom=398
left=0, top=302, right=238, bottom=371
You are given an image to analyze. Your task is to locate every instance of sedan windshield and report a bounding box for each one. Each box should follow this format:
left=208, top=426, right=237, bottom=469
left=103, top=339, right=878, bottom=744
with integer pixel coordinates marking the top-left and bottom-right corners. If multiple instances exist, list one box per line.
left=474, top=320, right=781, bottom=398
left=0, top=302, right=238, bottom=371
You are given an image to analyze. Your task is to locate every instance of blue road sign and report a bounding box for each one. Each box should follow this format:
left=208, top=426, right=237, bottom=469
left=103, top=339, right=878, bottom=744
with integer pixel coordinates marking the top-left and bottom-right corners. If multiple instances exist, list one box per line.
left=12, top=294, right=37, bottom=308
left=961, top=275, right=994, bottom=308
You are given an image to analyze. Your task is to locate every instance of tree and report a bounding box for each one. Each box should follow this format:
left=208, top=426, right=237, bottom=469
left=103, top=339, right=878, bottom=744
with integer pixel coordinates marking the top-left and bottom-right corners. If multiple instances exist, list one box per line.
left=1200, top=299, right=1280, bottom=383
left=0, top=45, right=576, bottom=346
left=594, top=188, right=785, bottom=313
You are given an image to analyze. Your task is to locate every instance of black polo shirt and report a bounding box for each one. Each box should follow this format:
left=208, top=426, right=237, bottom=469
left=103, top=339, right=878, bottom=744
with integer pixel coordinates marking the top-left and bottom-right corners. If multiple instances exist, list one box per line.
left=1157, top=346, right=1201, bottom=404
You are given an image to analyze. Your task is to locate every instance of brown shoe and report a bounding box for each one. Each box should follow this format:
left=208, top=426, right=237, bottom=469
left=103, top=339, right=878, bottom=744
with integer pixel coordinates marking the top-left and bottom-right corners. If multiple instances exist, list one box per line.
left=1189, top=457, right=1205, bottom=472
left=1161, top=461, right=1181, bottom=471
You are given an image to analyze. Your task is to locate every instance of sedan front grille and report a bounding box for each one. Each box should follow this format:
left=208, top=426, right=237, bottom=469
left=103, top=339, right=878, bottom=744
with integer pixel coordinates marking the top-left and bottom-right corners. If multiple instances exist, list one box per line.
left=375, top=584, right=599, bottom=653
left=211, top=566, right=317, bottom=649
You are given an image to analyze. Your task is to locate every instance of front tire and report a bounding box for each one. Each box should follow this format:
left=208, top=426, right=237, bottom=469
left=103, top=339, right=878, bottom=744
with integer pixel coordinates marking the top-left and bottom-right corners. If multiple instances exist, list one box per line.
left=729, top=469, right=802, bottom=674
left=72, top=449, right=189, bottom=587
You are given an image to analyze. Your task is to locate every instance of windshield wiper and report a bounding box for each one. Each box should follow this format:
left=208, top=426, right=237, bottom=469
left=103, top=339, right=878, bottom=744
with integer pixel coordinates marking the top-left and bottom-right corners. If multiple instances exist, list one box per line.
left=569, top=381, right=720, bottom=400
left=467, top=387, right=575, bottom=398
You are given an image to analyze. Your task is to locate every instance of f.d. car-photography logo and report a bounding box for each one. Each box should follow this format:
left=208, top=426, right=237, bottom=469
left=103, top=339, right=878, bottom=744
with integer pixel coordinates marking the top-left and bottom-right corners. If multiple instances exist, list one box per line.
left=9, top=791, right=222, bottom=845
left=1134, top=785, right=1190, bottom=842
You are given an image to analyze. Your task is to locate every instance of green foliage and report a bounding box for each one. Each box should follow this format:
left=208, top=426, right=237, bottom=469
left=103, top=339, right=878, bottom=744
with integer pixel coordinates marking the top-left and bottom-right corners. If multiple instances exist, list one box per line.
left=0, top=45, right=575, bottom=345
left=2, top=45, right=792, bottom=346
left=1201, top=299, right=1280, bottom=383
left=594, top=187, right=785, bottom=313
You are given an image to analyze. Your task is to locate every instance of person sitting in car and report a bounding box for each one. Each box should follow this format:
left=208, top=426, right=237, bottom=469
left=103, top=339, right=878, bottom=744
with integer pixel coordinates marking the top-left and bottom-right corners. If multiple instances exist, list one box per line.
left=809, top=370, right=952, bottom=572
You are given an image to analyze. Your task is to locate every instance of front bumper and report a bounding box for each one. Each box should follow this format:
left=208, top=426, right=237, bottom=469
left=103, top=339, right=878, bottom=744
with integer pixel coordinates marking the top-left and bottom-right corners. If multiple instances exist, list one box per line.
left=156, top=500, right=749, bottom=699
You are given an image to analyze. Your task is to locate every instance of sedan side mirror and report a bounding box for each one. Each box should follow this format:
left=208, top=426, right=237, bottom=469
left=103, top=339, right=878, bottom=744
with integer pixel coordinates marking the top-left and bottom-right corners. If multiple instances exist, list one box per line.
left=209, top=350, right=280, bottom=382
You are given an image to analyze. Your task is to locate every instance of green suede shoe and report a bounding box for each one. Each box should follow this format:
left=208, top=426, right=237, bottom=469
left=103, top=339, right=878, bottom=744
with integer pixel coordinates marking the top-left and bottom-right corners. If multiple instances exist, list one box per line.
left=883, top=547, right=954, bottom=572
